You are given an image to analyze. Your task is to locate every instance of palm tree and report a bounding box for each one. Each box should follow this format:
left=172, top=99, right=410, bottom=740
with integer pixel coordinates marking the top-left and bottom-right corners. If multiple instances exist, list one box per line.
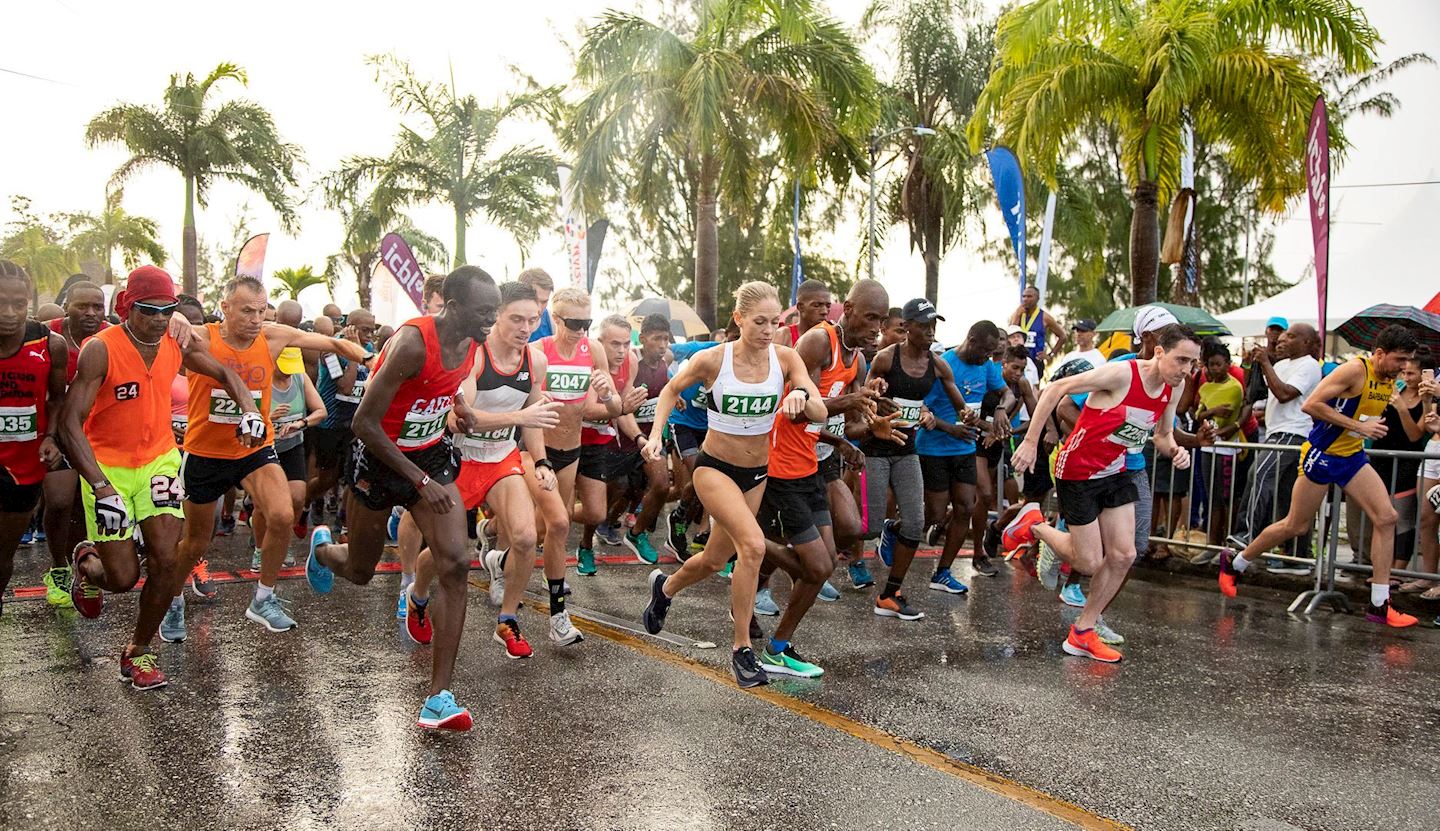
left=322, top=175, right=448, bottom=308
left=969, top=0, right=1379, bottom=305
left=2, top=199, right=77, bottom=307
left=63, top=191, right=167, bottom=285
left=85, top=62, right=303, bottom=296
left=863, top=0, right=993, bottom=304
left=571, top=0, right=875, bottom=327
left=269, top=266, right=327, bottom=301
left=333, top=56, right=556, bottom=269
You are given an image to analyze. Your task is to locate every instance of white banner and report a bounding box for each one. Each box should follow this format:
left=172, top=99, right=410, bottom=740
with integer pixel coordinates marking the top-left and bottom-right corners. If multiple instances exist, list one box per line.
left=1034, top=191, right=1057, bottom=304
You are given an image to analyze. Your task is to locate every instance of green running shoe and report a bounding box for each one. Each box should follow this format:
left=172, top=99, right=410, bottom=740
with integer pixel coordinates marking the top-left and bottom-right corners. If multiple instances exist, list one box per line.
left=42, top=567, right=73, bottom=608
left=624, top=531, right=659, bottom=565
left=760, top=645, right=824, bottom=678
left=577, top=548, right=597, bottom=576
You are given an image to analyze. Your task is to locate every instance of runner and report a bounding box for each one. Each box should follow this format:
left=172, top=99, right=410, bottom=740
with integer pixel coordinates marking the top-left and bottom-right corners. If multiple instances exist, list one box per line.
left=1005, top=323, right=1201, bottom=663
left=60, top=266, right=259, bottom=689
left=641, top=281, right=827, bottom=688
left=411, top=279, right=569, bottom=657
left=248, top=346, right=326, bottom=571
left=306, top=265, right=496, bottom=730
left=1008, top=285, right=1066, bottom=367
left=662, top=335, right=723, bottom=560
left=575, top=316, right=645, bottom=570
left=306, top=309, right=375, bottom=534
left=518, top=268, right=555, bottom=343
left=171, top=276, right=366, bottom=637
left=1218, top=324, right=1421, bottom=628
left=777, top=279, right=832, bottom=348
left=611, top=313, right=676, bottom=569
left=0, top=262, right=66, bottom=616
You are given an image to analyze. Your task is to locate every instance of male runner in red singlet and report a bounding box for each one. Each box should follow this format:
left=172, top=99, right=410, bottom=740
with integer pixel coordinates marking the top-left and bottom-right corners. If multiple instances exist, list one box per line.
left=306, top=266, right=497, bottom=731
left=776, top=279, right=832, bottom=348
left=1005, top=323, right=1201, bottom=663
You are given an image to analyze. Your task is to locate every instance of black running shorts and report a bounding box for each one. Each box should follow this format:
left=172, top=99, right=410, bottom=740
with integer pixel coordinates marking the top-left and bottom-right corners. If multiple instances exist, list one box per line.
left=350, top=437, right=460, bottom=512
left=1055, top=473, right=1138, bottom=528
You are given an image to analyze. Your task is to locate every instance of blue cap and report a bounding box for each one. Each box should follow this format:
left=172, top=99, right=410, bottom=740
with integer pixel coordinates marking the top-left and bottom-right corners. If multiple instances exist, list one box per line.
left=1266, top=316, right=1289, bottom=331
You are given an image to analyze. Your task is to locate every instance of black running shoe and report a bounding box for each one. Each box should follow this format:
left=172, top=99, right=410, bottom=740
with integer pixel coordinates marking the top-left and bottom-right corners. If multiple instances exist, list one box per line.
left=982, top=522, right=1001, bottom=558
left=732, top=646, right=769, bottom=688
left=643, top=569, right=671, bottom=634
left=666, top=507, right=690, bottom=560
left=729, top=608, right=765, bottom=642
left=971, top=554, right=999, bottom=577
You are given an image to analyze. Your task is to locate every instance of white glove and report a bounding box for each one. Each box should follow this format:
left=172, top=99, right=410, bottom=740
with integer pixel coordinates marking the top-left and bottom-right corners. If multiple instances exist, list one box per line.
left=95, top=493, right=129, bottom=535
left=237, top=411, right=268, bottom=442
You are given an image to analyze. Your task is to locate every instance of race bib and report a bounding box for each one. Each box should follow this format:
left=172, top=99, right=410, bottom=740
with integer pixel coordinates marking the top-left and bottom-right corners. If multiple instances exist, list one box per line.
left=1025, top=331, right=1038, bottom=349
left=207, top=389, right=263, bottom=425
left=720, top=393, right=777, bottom=418
left=892, top=397, right=923, bottom=428
left=461, top=426, right=514, bottom=447
left=1109, top=421, right=1149, bottom=450
left=325, top=354, right=343, bottom=378
left=336, top=379, right=366, bottom=405
left=824, top=413, right=846, bottom=438
left=583, top=419, right=617, bottom=436
left=691, top=387, right=710, bottom=410
left=0, top=405, right=37, bottom=442
left=546, top=365, right=591, bottom=400
left=397, top=408, right=449, bottom=449
left=635, top=397, right=659, bottom=423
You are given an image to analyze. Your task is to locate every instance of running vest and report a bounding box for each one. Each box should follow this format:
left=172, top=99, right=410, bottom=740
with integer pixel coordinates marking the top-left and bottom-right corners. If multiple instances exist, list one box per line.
left=540, top=335, right=593, bottom=404
left=1305, top=356, right=1391, bottom=458
left=706, top=342, right=783, bottom=437
left=170, top=373, right=188, bottom=441
left=632, top=353, right=669, bottom=432
left=0, top=321, right=52, bottom=485
left=49, top=318, right=108, bottom=383
left=86, top=325, right=183, bottom=469
left=772, top=322, right=858, bottom=474
left=582, top=354, right=629, bottom=446
left=185, top=323, right=273, bottom=459
left=863, top=345, right=935, bottom=457
left=376, top=315, right=476, bottom=451
left=271, top=373, right=307, bottom=454
left=1055, top=360, right=1172, bottom=481
left=1020, top=307, right=1045, bottom=359
left=811, top=321, right=860, bottom=463
left=458, top=341, right=531, bottom=463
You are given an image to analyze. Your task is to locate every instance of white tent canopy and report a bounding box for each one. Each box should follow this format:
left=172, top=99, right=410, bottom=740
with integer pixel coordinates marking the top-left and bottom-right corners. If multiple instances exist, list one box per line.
left=1216, top=274, right=1436, bottom=337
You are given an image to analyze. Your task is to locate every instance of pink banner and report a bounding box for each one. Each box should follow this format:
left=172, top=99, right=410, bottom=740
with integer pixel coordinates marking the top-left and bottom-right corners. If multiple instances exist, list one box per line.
left=378, top=232, right=425, bottom=311
left=234, top=233, right=269, bottom=280
left=1305, top=96, right=1330, bottom=343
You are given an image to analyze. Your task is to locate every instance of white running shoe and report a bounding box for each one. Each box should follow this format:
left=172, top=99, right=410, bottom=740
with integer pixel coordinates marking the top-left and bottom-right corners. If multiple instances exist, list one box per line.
left=549, top=610, right=584, bottom=645
left=484, top=548, right=507, bottom=606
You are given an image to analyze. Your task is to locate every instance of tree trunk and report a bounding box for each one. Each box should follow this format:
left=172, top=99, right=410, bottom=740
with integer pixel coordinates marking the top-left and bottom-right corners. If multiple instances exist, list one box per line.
left=358, top=252, right=375, bottom=309
left=922, top=211, right=941, bottom=304
left=1129, top=179, right=1159, bottom=306
left=182, top=175, right=198, bottom=296
left=453, top=207, right=466, bottom=267
left=693, top=152, right=719, bottom=329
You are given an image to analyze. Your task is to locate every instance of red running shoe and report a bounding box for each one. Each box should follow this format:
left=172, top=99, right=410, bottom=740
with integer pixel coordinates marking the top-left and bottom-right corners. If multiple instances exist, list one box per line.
left=1001, top=502, right=1044, bottom=551
left=293, top=519, right=308, bottom=539
left=69, top=542, right=103, bottom=619
left=1217, top=548, right=1240, bottom=599
left=492, top=619, right=532, bottom=659
left=405, top=585, right=433, bottom=645
left=1062, top=624, right=1123, bottom=663
left=1365, top=602, right=1418, bottom=628
left=118, top=650, right=167, bottom=690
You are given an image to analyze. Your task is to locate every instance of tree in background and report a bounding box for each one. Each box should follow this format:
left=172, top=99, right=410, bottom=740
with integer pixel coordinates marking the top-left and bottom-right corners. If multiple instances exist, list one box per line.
left=85, top=63, right=302, bottom=297
left=570, top=0, right=875, bottom=327
left=970, top=0, right=1379, bottom=306
left=269, top=265, right=327, bottom=301
left=863, top=0, right=994, bottom=303
left=334, top=56, right=557, bottom=269
left=322, top=174, right=448, bottom=309
left=63, top=190, right=167, bottom=285
left=1, top=197, right=77, bottom=308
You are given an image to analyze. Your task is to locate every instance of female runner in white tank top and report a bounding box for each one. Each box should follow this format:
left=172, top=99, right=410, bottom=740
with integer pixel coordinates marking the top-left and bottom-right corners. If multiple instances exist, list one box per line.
left=640, top=282, right=827, bottom=688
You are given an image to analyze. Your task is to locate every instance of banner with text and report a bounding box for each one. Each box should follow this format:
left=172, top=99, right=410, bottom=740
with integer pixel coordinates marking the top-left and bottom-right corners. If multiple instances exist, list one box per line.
left=1305, top=96, right=1331, bottom=343
left=985, top=147, right=1027, bottom=299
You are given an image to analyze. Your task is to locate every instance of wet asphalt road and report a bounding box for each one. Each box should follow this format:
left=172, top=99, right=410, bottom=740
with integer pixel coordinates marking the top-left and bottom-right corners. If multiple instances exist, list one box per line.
left=2, top=531, right=1439, bottom=831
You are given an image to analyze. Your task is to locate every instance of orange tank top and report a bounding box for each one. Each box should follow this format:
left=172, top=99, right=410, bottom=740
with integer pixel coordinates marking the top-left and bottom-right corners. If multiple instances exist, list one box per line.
left=85, top=325, right=184, bottom=468
left=184, top=322, right=274, bottom=459
left=768, top=322, right=858, bottom=480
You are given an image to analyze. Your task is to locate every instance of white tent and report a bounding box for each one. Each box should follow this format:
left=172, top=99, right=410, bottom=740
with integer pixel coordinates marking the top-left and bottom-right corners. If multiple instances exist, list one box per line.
left=1217, top=274, right=1436, bottom=337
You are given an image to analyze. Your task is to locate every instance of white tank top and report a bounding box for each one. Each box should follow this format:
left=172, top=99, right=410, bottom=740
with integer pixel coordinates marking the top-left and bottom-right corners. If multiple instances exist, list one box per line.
left=705, top=342, right=783, bottom=436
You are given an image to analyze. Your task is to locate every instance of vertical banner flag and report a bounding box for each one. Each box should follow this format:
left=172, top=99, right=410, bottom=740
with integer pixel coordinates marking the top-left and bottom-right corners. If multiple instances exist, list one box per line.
left=985, top=147, right=1027, bottom=298
left=234, top=233, right=269, bottom=280
left=790, top=180, right=804, bottom=306
left=1034, top=191, right=1057, bottom=304
left=1305, top=96, right=1331, bottom=343
left=372, top=232, right=424, bottom=328
left=584, top=219, right=609, bottom=293
left=555, top=164, right=586, bottom=287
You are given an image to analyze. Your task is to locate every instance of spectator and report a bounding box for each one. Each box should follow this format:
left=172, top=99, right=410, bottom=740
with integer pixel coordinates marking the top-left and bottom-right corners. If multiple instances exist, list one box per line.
left=1243, top=316, right=1289, bottom=425
left=1405, top=374, right=1440, bottom=597
left=1194, top=339, right=1249, bottom=546
left=1368, top=348, right=1434, bottom=573
left=1055, top=319, right=1105, bottom=369
left=1007, top=284, right=1066, bottom=367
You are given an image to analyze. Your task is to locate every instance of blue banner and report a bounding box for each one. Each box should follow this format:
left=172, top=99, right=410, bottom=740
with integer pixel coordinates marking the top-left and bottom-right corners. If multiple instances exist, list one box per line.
left=985, top=147, right=1027, bottom=298
left=790, top=179, right=804, bottom=306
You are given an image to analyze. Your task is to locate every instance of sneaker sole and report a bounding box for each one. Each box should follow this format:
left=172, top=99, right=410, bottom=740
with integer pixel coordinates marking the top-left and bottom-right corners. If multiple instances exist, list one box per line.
left=927, top=581, right=968, bottom=595
left=245, top=608, right=297, bottom=632
left=417, top=712, right=473, bottom=731
left=734, top=673, right=770, bottom=688
left=872, top=606, right=925, bottom=621
left=817, top=593, right=839, bottom=602
left=117, top=670, right=168, bottom=690
left=754, top=606, right=780, bottom=617
left=158, top=630, right=186, bottom=644
left=1060, top=595, right=1086, bottom=608
left=760, top=660, right=823, bottom=679
left=491, top=633, right=531, bottom=659
left=550, top=631, right=585, bottom=646
left=1062, top=639, right=1122, bottom=663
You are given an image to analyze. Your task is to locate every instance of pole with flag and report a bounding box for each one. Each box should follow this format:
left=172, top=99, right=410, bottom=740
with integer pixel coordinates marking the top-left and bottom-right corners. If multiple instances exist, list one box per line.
left=555, top=164, right=586, bottom=288
left=1034, top=191, right=1056, bottom=305
left=1305, top=96, right=1331, bottom=344
left=985, top=147, right=1027, bottom=299
left=789, top=180, right=804, bottom=306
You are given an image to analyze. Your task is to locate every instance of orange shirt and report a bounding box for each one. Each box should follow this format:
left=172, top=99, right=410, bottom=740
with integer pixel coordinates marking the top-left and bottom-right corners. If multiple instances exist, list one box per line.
left=769, top=322, right=858, bottom=480
left=184, top=323, right=274, bottom=459
left=84, top=325, right=183, bottom=469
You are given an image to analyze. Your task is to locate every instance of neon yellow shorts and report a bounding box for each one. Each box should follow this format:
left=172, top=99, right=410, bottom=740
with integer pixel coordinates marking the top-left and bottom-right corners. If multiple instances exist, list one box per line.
left=80, top=448, right=184, bottom=542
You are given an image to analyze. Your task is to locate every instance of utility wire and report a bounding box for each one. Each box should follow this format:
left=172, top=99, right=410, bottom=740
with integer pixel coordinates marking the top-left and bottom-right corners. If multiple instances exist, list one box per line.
left=0, top=66, right=76, bottom=86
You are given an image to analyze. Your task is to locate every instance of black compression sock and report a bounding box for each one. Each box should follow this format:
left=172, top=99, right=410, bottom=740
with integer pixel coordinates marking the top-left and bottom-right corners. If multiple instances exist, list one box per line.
left=881, top=577, right=903, bottom=599
left=548, top=578, right=567, bottom=615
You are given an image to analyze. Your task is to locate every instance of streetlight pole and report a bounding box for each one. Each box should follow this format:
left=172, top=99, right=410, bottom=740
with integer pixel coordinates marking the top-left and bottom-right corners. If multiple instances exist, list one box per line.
left=866, top=125, right=937, bottom=283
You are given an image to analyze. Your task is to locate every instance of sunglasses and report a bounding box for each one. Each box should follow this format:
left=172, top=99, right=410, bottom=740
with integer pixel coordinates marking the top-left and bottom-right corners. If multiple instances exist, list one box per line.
left=558, top=316, right=592, bottom=332
left=132, top=301, right=179, bottom=317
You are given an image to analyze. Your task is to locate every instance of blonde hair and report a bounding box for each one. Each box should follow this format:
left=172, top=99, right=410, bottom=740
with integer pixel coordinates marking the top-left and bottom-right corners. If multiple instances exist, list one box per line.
left=733, top=281, right=779, bottom=317
left=550, top=286, right=591, bottom=317
left=517, top=268, right=554, bottom=293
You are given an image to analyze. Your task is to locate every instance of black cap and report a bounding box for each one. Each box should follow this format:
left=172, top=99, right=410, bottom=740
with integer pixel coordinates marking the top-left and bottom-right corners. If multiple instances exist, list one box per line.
left=902, top=297, right=944, bottom=323
left=1072, top=319, right=1097, bottom=332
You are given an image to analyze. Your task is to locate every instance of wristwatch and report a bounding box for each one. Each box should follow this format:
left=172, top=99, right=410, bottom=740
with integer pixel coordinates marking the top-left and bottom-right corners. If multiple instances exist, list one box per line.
left=90, top=479, right=111, bottom=492
left=535, top=458, right=554, bottom=471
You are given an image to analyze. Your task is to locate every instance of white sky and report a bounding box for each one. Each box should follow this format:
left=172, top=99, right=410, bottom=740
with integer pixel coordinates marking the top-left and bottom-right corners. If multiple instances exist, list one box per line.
left=3, top=0, right=1436, bottom=343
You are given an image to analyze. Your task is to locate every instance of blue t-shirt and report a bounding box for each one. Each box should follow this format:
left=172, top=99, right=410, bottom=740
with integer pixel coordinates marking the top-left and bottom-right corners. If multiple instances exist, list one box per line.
left=528, top=308, right=554, bottom=343
left=317, top=347, right=371, bottom=429
left=917, top=351, right=1005, bottom=457
left=668, top=340, right=719, bottom=430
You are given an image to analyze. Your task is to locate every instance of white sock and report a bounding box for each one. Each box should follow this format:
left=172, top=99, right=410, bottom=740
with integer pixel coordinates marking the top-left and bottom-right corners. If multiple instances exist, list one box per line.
left=400, top=572, right=415, bottom=592
left=255, top=583, right=275, bottom=602
left=1233, top=553, right=1251, bottom=573
left=1371, top=582, right=1389, bottom=607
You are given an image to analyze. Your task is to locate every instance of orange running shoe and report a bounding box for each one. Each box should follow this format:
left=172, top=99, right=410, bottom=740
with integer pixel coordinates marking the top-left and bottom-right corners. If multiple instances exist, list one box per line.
left=493, top=619, right=533, bottom=659
left=1001, top=502, right=1044, bottom=551
left=1062, top=624, right=1123, bottom=663
left=1216, top=548, right=1239, bottom=598
left=1365, top=602, right=1418, bottom=628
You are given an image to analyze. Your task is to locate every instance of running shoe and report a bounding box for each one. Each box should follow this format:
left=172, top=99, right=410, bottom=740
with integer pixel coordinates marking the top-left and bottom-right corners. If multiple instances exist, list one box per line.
left=549, top=610, right=584, bottom=645
left=1094, top=616, right=1124, bottom=645
left=215, top=513, right=237, bottom=537
left=1266, top=560, right=1314, bottom=576
left=848, top=560, right=875, bottom=589
left=395, top=588, right=408, bottom=619
left=754, top=588, right=780, bottom=616
left=596, top=522, right=623, bottom=547
left=250, top=547, right=262, bottom=572
left=292, top=519, right=308, bottom=540
left=1036, top=539, right=1062, bottom=591
left=729, top=608, right=766, bottom=642
left=484, top=548, right=507, bottom=606
left=33, top=529, right=45, bottom=543
left=1062, top=625, right=1122, bottom=663
left=118, top=650, right=167, bottom=690
left=42, top=567, right=73, bottom=608
left=405, top=585, right=432, bottom=645
left=878, top=519, right=898, bottom=567
left=188, top=559, right=218, bottom=600
left=1365, top=602, right=1418, bottom=628
left=306, top=526, right=334, bottom=594
left=692, top=530, right=710, bottom=552
left=817, top=581, right=840, bottom=602
left=873, top=593, right=924, bottom=621
left=719, top=560, right=733, bottom=580
left=1001, top=502, right=1043, bottom=550
left=1216, top=547, right=1240, bottom=598
left=493, top=618, right=532, bottom=659
left=761, top=645, right=824, bottom=678
left=642, top=569, right=671, bottom=635
left=1060, top=582, right=1086, bottom=608
left=69, top=542, right=102, bottom=619
left=928, top=569, right=969, bottom=595
left=308, top=502, right=324, bottom=528
left=417, top=690, right=472, bottom=732
left=246, top=593, right=297, bottom=632
left=924, top=523, right=943, bottom=548
left=474, top=517, right=493, bottom=557
left=159, top=596, right=186, bottom=643
left=624, top=531, right=659, bottom=565
left=732, top=646, right=769, bottom=688
left=982, top=522, right=1002, bottom=558
left=971, top=554, right=999, bottom=577
left=665, top=508, right=689, bottom=559
left=19, top=529, right=32, bottom=546
left=577, top=548, right=597, bottom=576
left=387, top=508, right=402, bottom=543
